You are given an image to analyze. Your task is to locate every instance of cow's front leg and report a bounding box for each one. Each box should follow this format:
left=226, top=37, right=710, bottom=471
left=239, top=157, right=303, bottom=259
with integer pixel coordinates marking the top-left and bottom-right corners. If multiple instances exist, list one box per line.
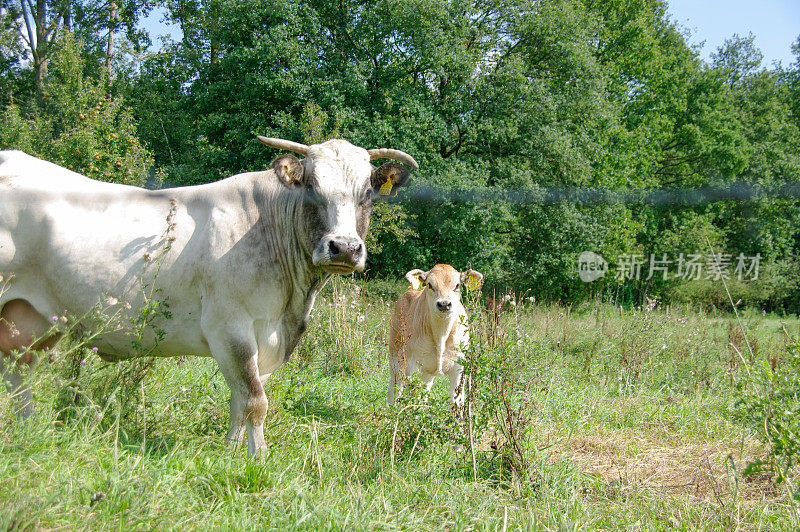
left=207, top=331, right=268, bottom=457
left=225, top=382, right=245, bottom=445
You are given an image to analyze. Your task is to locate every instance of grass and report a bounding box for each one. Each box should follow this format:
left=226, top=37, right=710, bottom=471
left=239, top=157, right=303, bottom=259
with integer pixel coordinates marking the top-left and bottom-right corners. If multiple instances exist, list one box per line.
left=0, top=277, right=798, bottom=530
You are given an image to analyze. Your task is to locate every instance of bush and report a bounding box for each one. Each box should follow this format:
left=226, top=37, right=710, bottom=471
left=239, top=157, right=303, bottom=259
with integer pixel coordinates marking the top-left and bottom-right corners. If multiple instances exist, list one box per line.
left=736, top=333, right=800, bottom=513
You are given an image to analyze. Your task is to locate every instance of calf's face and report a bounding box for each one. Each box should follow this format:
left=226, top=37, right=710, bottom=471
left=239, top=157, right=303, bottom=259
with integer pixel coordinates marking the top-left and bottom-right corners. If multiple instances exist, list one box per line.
left=406, top=264, right=484, bottom=318
left=269, top=139, right=410, bottom=274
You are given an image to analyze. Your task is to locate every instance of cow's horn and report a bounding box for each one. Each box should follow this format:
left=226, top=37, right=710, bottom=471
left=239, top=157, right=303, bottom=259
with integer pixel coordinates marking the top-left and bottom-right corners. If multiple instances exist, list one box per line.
left=368, top=148, right=419, bottom=170
left=257, top=136, right=309, bottom=156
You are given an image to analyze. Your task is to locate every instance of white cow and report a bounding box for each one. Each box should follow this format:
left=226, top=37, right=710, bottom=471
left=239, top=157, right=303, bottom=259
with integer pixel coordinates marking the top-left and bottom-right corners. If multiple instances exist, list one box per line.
left=0, top=137, right=417, bottom=456
left=388, top=264, right=483, bottom=406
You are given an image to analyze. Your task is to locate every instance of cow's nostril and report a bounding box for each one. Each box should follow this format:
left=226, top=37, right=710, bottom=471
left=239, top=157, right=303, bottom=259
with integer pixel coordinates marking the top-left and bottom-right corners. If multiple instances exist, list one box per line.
left=354, top=243, right=364, bottom=257
left=328, top=240, right=341, bottom=256
left=437, top=301, right=452, bottom=311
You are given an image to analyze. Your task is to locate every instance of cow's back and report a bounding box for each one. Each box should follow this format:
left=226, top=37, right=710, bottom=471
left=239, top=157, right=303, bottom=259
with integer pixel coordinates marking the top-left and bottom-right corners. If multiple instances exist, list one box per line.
left=0, top=151, right=135, bottom=193
left=0, top=153, right=214, bottom=356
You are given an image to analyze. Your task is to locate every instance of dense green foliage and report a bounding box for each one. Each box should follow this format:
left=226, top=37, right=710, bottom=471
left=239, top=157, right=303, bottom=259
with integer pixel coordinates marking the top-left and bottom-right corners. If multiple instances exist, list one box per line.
left=1, top=0, right=799, bottom=308
left=1, top=35, right=154, bottom=185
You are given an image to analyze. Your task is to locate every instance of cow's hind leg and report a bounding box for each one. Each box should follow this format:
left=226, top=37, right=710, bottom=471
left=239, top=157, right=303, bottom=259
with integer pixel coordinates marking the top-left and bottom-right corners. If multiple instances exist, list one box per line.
left=0, top=299, right=57, bottom=416
left=1, top=365, right=33, bottom=417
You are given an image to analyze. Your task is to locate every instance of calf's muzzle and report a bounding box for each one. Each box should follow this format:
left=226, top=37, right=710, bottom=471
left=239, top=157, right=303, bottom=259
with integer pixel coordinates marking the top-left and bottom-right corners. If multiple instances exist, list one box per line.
left=436, top=300, right=452, bottom=312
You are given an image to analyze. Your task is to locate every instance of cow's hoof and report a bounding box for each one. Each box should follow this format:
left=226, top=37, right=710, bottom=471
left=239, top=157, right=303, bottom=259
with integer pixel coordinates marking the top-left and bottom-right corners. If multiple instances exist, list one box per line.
left=248, top=446, right=268, bottom=462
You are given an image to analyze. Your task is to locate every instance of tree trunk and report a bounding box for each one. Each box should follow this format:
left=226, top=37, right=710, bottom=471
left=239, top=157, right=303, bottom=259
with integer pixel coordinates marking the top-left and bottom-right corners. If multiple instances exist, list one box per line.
left=18, top=0, right=63, bottom=98
left=35, top=0, right=48, bottom=95
left=106, top=1, right=117, bottom=82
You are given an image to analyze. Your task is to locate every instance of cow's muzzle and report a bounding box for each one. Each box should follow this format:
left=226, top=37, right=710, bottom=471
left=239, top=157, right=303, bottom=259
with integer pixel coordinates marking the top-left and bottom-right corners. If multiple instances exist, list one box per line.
left=315, top=236, right=365, bottom=274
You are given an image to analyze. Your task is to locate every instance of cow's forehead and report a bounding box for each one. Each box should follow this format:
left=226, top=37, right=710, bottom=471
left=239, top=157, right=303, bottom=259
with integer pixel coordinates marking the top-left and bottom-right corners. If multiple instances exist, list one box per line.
left=428, top=264, right=460, bottom=288
left=305, top=140, right=371, bottom=193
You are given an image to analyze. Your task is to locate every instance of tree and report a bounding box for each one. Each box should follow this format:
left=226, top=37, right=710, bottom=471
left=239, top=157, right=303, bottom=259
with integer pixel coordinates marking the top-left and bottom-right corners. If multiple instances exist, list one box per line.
left=0, top=33, right=154, bottom=186
left=3, top=0, right=73, bottom=95
left=711, top=33, right=763, bottom=88
left=110, top=0, right=800, bottom=308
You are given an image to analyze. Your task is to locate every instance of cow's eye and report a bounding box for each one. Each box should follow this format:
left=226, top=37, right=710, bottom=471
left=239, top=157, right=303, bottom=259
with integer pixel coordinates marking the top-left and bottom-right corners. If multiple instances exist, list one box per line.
left=427, top=282, right=433, bottom=290
left=302, top=185, right=316, bottom=199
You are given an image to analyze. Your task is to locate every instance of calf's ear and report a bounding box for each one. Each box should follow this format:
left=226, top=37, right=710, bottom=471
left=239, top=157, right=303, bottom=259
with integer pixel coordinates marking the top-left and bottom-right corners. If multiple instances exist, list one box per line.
left=405, top=268, right=427, bottom=290
left=272, top=154, right=306, bottom=188
left=461, top=269, right=484, bottom=292
left=371, top=163, right=409, bottom=198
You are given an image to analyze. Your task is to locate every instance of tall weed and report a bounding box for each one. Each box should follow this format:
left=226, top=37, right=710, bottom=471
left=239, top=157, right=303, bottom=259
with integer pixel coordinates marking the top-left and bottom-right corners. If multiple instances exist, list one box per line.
left=735, top=332, right=800, bottom=521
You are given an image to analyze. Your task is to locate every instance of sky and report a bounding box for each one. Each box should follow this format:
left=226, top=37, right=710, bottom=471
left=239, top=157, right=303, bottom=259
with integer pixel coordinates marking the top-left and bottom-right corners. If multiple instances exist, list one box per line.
left=141, top=8, right=182, bottom=46
left=667, top=0, right=799, bottom=67
left=141, top=1, right=800, bottom=67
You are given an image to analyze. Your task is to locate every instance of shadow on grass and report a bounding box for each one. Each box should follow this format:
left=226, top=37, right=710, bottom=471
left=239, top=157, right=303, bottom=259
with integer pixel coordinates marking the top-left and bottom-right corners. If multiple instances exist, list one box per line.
left=114, top=429, right=182, bottom=458
left=285, top=389, right=357, bottom=423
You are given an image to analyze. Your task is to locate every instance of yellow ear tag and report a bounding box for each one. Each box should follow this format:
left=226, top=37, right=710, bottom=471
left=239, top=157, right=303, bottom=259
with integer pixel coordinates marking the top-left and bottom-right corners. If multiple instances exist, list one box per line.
left=467, top=276, right=479, bottom=292
left=409, top=276, right=422, bottom=290
left=378, top=180, right=393, bottom=197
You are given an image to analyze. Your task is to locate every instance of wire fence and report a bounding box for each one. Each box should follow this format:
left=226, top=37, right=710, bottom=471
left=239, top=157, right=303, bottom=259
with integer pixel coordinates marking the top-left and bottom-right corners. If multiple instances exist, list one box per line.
left=394, top=182, right=800, bottom=205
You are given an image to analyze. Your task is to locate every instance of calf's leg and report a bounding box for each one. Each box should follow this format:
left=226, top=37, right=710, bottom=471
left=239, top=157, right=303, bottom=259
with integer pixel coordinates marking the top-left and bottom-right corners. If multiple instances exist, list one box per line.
left=420, top=372, right=436, bottom=401
left=446, top=362, right=465, bottom=407
left=387, top=360, right=401, bottom=405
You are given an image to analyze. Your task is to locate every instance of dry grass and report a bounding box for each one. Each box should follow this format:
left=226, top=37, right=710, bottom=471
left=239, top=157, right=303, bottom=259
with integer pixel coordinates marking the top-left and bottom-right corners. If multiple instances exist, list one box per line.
left=566, top=432, right=777, bottom=505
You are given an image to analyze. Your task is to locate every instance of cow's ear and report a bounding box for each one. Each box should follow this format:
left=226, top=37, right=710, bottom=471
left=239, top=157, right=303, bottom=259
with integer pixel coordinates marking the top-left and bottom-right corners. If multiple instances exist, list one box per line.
left=272, top=154, right=306, bottom=188
left=405, top=268, right=427, bottom=290
left=371, top=163, right=409, bottom=198
left=460, top=269, right=484, bottom=292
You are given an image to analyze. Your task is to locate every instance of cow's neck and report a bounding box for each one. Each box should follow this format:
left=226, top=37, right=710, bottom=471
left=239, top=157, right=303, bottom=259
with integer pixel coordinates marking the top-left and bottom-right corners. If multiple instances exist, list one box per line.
left=256, top=185, right=318, bottom=288
left=253, top=183, right=331, bottom=357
